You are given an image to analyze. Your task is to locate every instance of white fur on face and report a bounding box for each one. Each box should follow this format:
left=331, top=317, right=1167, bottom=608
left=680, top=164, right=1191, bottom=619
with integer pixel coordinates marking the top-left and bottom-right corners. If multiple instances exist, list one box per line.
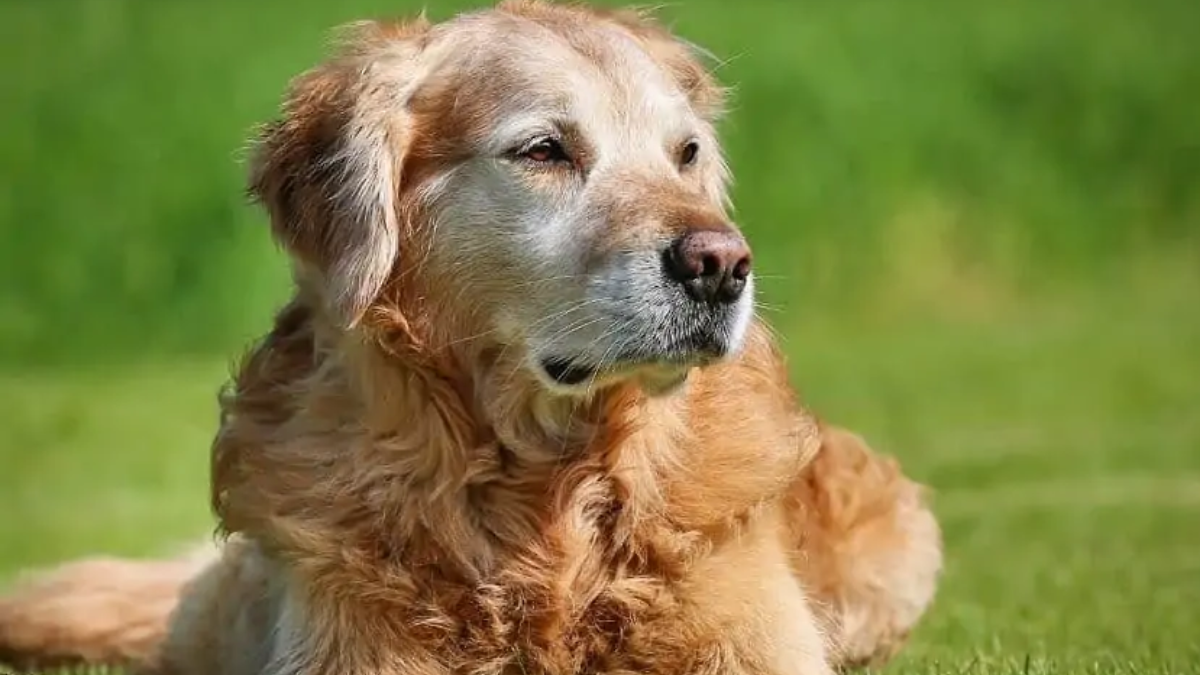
left=420, top=15, right=752, bottom=395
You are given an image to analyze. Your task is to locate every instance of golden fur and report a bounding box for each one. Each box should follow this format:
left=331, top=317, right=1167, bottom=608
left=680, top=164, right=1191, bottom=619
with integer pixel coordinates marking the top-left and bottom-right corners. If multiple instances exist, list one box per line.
left=0, top=3, right=942, bottom=674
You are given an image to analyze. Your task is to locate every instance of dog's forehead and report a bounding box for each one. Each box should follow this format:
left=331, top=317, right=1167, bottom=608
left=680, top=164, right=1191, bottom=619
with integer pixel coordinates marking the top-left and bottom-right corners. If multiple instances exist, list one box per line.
left=430, top=11, right=696, bottom=138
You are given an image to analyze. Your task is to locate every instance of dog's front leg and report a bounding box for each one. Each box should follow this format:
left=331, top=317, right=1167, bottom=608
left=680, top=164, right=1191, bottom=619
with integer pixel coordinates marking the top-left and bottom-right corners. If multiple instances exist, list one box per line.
left=782, top=426, right=943, bottom=670
left=258, top=588, right=450, bottom=675
left=152, top=541, right=449, bottom=675
left=674, top=507, right=836, bottom=675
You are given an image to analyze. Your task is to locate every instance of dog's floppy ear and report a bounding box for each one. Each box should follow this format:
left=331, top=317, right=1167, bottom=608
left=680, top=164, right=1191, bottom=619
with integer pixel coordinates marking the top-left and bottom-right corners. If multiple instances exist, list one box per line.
left=248, top=20, right=431, bottom=328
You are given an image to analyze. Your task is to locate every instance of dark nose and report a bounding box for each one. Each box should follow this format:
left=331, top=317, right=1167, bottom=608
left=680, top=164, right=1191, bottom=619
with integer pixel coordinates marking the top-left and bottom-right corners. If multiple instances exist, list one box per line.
left=662, top=229, right=753, bottom=304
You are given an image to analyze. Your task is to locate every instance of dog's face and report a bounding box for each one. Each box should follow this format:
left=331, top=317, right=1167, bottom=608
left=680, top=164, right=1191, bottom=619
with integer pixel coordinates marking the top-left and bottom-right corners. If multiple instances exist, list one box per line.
left=251, top=2, right=754, bottom=397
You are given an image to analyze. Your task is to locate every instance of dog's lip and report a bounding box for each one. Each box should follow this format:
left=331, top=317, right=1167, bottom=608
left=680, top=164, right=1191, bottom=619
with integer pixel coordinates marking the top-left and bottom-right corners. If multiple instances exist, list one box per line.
left=536, top=327, right=735, bottom=389
left=537, top=352, right=713, bottom=389
left=540, top=358, right=598, bottom=386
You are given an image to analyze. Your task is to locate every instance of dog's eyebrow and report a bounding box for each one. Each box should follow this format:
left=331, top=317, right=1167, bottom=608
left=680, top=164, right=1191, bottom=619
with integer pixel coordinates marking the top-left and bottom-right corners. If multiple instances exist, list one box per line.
left=555, top=120, right=593, bottom=168
left=491, top=116, right=589, bottom=155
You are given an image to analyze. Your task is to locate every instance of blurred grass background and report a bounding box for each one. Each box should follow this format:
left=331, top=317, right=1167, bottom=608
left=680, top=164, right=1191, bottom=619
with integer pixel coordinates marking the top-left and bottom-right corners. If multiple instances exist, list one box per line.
left=1, top=0, right=1197, bottom=672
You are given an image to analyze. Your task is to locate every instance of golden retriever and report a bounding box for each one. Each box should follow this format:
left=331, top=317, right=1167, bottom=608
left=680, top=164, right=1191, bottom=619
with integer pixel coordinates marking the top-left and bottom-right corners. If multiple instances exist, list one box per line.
left=0, top=2, right=942, bottom=674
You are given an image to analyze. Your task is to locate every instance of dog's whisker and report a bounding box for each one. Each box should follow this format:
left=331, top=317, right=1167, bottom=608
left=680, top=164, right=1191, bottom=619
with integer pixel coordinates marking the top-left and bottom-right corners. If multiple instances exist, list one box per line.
left=580, top=319, right=638, bottom=400
left=489, top=301, right=612, bottom=381
left=495, top=316, right=608, bottom=390
left=508, top=274, right=585, bottom=290
left=442, top=298, right=608, bottom=355
left=534, top=315, right=606, bottom=352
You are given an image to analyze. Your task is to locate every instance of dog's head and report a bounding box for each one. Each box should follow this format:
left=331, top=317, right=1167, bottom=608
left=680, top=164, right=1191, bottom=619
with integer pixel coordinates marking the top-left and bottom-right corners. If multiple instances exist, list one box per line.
left=250, top=1, right=753, bottom=397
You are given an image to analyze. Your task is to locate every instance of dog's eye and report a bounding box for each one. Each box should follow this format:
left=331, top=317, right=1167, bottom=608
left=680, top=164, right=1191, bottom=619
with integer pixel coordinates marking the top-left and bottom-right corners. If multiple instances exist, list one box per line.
left=679, top=140, right=700, bottom=167
left=521, top=137, right=571, bottom=164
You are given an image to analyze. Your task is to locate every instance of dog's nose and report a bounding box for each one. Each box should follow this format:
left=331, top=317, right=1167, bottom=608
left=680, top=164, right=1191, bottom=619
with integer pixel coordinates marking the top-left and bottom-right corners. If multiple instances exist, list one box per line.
left=663, top=229, right=752, bottom=305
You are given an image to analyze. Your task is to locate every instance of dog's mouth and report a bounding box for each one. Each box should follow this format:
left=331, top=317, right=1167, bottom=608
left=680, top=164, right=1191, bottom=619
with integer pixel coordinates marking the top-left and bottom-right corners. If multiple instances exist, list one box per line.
left=540, top=358, right=598, bottom=387
left=532, top=312, right=747, bottom=396
left=536, top=351, right=712, bottom=396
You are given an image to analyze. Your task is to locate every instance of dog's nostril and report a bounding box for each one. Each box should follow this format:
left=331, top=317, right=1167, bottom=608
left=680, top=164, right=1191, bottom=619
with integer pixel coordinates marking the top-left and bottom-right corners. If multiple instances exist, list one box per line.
left=731, top=256, right=752, bottom=281
left=663, top=229, right=752, bottom=305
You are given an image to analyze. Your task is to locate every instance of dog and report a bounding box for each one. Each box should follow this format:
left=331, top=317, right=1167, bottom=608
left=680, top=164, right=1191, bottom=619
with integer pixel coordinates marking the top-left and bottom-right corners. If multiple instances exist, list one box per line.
left=0, top=2, right=943, bottom=674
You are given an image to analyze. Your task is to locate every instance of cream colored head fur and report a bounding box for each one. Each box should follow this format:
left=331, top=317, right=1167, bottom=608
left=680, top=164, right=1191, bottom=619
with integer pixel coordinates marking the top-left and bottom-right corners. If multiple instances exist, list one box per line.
left=250, top=1, right=750, bottom=400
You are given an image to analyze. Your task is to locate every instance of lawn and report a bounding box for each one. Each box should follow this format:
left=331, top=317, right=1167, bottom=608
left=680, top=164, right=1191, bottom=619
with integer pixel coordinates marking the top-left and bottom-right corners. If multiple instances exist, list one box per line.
left=1, top=0, right=1198, bottom=673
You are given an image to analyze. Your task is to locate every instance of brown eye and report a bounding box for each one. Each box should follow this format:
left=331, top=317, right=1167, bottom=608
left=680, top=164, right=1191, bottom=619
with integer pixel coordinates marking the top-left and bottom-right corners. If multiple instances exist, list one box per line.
left=680, top=140, right=700, bottom=167
left=521, top=137, right=570, bottom=164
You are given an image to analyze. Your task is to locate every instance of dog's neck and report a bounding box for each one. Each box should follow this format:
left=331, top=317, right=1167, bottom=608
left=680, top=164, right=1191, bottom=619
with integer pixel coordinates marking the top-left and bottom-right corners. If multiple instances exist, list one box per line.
left=213, top=298, right=672, bottom=575
left=360, top=319, right=699, bottom=561
left=212, top=296, right=815, bottom=583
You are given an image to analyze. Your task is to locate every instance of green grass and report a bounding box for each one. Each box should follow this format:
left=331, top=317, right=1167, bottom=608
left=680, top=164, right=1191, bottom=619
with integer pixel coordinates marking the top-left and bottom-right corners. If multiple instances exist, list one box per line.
left=1, top=0, right=1198, bottom=672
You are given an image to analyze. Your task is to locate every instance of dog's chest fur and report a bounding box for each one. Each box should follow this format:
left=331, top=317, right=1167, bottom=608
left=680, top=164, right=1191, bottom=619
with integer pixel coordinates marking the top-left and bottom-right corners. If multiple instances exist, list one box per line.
left=214, top=314, right=813, bottom=674
left=376, top=478, right=740, bottom=675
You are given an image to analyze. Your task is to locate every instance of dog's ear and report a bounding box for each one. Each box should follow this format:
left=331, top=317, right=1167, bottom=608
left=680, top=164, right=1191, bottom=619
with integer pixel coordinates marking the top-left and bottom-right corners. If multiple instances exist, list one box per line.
left=248, top=20, right=430, bottom=328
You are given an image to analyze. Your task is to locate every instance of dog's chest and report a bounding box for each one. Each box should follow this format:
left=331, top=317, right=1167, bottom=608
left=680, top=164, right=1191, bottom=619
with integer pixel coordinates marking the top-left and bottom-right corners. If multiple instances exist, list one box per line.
left=389, top=441, right=760, bottom=673
left=400, top=517, right=720, bottom=675
left=423, top=567, right=704, bottom=675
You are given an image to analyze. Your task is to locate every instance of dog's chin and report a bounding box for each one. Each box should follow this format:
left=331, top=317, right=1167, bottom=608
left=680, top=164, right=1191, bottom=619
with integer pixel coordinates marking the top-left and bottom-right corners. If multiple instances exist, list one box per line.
left=529, top=307, right=750, bottom=398
left=533, top=347, right=728, bottom=398
left=534, top=357, right=694, bottom=398
left=635, top=366, right=694, bottom=397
